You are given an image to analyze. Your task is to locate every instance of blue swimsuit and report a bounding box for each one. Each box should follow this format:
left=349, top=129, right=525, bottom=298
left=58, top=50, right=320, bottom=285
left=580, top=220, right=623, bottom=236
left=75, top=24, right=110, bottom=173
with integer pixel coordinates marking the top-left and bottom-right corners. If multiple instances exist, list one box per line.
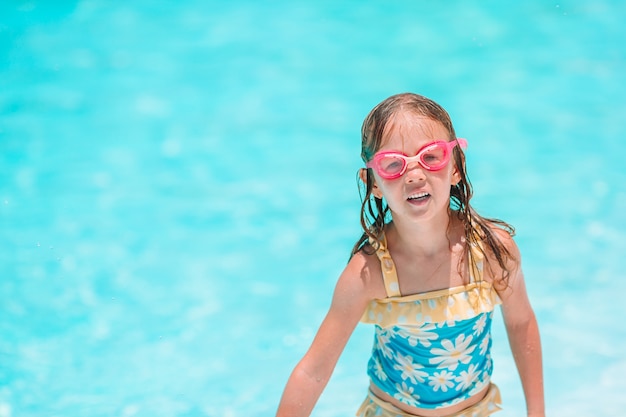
left=361, top=237, right=502, bottom=410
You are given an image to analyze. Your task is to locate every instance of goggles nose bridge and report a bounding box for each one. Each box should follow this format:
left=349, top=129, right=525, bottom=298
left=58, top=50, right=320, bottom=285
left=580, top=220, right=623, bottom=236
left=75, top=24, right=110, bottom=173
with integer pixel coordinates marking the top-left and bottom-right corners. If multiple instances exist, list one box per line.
left=405, top=154, right=426, bottom=170
left=404, top=155, right=429, bottom=177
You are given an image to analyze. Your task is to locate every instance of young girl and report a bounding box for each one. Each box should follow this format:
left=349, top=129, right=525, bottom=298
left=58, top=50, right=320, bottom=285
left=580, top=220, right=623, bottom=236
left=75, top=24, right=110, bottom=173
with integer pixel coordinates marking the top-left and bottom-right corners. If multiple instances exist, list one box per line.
left=276, top=93, right=544, bottom=417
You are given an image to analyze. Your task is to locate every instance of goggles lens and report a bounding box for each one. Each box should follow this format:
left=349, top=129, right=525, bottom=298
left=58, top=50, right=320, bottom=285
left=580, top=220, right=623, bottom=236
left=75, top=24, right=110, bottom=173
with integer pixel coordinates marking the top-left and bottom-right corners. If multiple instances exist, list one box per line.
left=367, top=139, right=467, bottom=179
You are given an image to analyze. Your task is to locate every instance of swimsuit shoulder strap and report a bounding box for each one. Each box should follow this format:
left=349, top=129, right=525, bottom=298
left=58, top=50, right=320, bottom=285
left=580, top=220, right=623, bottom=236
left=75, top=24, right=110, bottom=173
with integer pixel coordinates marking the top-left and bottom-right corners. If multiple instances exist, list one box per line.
left=370, top=233, right=402, bottom=297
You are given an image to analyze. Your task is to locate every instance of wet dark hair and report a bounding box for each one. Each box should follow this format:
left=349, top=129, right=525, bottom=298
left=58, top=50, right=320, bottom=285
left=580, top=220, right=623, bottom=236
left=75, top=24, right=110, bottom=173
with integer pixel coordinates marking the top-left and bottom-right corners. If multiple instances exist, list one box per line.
left=351, top=93, right=515, bottom=287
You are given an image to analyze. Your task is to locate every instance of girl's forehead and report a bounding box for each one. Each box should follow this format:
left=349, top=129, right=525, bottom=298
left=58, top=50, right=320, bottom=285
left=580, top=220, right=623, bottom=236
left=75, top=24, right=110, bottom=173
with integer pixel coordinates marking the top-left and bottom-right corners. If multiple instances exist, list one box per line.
left=381, top=113, right=448, bottom=149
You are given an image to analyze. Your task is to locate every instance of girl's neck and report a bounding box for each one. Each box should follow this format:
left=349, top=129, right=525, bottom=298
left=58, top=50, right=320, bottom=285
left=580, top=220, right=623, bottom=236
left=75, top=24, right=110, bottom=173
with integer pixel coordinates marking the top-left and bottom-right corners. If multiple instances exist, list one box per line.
left=387, top=210, right=460, bottom=257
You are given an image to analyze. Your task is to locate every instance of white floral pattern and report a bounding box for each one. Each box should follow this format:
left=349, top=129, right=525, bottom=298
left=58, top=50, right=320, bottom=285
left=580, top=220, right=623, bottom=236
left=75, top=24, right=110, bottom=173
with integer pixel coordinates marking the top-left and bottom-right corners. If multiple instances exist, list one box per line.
left=429, top=333, right=476, bottom=370
left=372, top=356, right=387, bottom=381
left=393, top=351, right=428, bottom=384
left=393, top=381, right=420, bottom=406
left=429, top=370, right=456, bottom=392
left=473, top=313, right=487, bottom=335
left=367, top=310, right=498, bottom=408
left=393, top=324, right=438, bottom=347
left=455, top=363, right=480, bottom=391
left=479, top=332, right=491, bottom=355
left=374, top=327, right=394, bottom=360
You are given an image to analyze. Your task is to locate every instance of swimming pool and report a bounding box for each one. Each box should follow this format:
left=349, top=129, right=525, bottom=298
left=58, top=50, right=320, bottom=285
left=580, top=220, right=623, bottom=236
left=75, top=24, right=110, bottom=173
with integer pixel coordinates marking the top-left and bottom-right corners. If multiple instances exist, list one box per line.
left=1, top=1, right=625, bottom=416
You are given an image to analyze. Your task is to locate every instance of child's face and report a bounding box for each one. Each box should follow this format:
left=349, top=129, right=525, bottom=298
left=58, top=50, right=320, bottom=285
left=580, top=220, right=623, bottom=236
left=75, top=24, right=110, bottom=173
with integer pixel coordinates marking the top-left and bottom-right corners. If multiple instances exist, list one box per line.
left=370, top=111, right=461, bottom=221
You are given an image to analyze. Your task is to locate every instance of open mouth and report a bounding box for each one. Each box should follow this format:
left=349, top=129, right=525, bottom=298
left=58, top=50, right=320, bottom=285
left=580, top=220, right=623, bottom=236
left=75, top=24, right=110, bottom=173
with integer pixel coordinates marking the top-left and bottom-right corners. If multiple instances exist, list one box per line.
left=407, top=192, right=430, bottom=202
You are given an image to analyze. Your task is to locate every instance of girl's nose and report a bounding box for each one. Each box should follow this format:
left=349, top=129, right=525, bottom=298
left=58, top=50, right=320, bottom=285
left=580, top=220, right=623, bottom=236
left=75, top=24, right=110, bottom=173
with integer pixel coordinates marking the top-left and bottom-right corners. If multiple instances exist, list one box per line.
left=404, top=161, right=426, bottom=182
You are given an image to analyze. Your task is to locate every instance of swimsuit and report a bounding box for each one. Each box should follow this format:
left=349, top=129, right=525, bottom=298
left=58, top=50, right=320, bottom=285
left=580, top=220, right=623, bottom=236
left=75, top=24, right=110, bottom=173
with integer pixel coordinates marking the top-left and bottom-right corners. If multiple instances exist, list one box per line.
left=360, top=235, right=502, bottom=412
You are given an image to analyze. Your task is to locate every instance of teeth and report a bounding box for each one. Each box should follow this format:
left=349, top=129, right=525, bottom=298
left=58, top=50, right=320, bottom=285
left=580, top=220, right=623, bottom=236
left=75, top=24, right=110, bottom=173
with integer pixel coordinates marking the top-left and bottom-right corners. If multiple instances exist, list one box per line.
left=408, top=192, right=429, bottom=200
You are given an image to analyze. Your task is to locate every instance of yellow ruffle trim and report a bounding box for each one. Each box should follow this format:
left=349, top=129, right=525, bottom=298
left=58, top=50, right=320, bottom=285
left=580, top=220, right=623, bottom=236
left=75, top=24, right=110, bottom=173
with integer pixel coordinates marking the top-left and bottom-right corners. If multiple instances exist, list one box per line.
left=361, top=281, right=502, bottom=327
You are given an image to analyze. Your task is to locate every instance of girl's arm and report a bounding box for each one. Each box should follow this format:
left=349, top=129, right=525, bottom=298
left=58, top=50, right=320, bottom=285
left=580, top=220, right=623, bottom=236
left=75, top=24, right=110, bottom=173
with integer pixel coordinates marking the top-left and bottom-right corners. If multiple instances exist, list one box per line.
left=275, top=252, right=374, bottom=417
left=494, top=232, right=545, bottom=417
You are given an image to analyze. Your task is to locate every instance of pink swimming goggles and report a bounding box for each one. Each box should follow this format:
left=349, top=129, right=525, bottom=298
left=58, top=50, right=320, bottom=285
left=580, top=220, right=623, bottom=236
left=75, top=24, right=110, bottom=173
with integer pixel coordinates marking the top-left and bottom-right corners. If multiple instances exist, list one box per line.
left=366, top=138, right=468, bottom=179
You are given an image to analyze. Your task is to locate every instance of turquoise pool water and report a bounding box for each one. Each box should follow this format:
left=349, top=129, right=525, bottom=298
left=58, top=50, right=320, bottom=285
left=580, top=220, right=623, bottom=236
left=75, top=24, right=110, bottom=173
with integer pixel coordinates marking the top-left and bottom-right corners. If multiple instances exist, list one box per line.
left=2, top=1, right=625, bottom=416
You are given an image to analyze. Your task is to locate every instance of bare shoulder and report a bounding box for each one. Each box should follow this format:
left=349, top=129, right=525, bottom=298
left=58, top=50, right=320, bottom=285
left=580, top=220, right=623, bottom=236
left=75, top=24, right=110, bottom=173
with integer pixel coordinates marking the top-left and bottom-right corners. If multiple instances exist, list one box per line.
left=480, top=221, right=519, bottom=257
left=320, top=245, right=385, bottom=325
left=479, top=221, right=521, bottom=285
left=339, top=245, right=387, bottom=301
